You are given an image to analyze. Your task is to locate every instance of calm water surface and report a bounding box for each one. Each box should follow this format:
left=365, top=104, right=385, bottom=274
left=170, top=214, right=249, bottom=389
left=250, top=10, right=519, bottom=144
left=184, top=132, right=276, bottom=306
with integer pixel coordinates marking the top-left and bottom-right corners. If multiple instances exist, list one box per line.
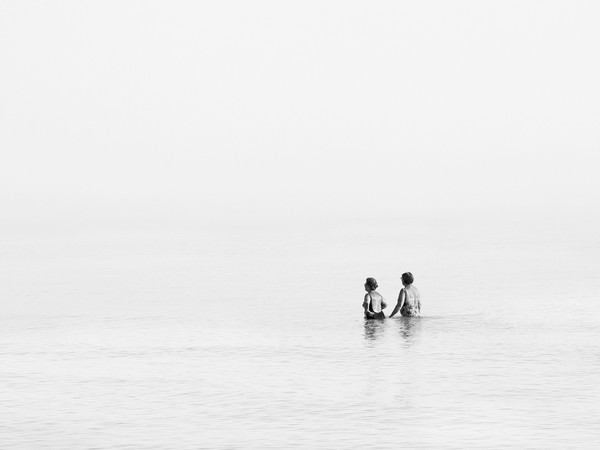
left=1, top=215, right=599, bottom=448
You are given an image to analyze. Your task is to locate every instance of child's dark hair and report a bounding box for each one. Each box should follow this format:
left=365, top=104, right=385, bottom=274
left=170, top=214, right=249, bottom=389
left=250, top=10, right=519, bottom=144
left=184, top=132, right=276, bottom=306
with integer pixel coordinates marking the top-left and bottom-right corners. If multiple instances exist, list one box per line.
left=402, top=272, right=414, bottom=285
left=365, top=277, right=378, bottom=290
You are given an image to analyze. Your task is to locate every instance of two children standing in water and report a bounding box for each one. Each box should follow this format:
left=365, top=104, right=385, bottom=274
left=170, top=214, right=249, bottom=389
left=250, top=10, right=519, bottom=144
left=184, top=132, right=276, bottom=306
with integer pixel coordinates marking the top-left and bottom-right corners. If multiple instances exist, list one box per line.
left=363, top=272, right=421, bottom=319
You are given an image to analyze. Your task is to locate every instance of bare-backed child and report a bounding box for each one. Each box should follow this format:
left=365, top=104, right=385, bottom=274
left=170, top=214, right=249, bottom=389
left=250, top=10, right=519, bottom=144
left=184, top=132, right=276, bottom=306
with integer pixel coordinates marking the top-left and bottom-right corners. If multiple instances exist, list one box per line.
left=363, top=277, right=387, bottom=319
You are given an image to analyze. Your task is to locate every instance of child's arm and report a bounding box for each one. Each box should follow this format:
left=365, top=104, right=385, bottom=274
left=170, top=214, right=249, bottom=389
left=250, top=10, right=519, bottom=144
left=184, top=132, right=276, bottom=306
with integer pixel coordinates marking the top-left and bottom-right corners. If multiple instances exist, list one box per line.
left=389, top=289, right=405, bottom=318
left=363, top=293, right=374, bottom=317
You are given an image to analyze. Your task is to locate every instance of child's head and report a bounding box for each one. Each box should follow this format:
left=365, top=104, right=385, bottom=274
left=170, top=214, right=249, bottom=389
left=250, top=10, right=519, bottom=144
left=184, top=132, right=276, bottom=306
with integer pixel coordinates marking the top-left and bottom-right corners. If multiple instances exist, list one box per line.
left=401, top=272, right=414, bottom=286
left=364, top=277, right=378, bottom=291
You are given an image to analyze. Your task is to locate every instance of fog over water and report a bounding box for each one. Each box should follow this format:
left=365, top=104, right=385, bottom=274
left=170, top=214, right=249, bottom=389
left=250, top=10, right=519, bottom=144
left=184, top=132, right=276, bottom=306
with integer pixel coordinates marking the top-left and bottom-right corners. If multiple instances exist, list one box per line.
left=2, top=1, right=600, bottom=225
left=2, top=1, right=600, bottom=449
left=2, top=216, right=600, bottom=448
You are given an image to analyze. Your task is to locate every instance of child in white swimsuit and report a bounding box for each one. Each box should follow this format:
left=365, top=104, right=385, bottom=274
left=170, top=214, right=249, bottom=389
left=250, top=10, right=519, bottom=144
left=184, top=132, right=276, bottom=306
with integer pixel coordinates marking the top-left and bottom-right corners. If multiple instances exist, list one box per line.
left=389, top=272, right=421, bottom=318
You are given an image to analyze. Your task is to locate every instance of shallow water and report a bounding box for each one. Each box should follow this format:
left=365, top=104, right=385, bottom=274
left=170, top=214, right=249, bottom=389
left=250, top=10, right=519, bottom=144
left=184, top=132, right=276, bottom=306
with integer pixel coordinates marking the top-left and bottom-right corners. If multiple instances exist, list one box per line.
left=1, top=215, right=599, bottom=448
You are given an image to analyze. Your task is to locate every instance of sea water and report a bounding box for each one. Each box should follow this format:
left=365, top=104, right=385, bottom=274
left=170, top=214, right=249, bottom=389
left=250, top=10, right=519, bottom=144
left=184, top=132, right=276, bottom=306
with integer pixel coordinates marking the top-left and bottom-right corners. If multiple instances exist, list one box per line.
left=1, top=214, right=599, bottom=449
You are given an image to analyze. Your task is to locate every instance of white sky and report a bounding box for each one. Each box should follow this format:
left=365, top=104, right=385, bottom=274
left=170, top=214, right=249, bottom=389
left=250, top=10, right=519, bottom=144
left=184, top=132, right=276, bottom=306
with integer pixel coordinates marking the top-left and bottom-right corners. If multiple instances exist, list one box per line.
left=2, top=1, right=599, bottom=225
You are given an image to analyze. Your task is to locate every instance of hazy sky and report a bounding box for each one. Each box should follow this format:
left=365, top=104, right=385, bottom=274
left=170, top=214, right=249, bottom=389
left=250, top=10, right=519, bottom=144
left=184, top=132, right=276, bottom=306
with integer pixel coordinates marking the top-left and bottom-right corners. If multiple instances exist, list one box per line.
left=2, top=1, right=599, bottom=225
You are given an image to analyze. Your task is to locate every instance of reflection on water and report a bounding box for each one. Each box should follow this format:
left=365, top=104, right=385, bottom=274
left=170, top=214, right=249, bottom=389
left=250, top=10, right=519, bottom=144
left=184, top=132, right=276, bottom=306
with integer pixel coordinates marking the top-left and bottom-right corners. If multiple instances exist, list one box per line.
left=394, top=316, right=423, bottom=345
left=363, top=316, right=423, bottom=345
left=363, top=317, right=386, bottom=340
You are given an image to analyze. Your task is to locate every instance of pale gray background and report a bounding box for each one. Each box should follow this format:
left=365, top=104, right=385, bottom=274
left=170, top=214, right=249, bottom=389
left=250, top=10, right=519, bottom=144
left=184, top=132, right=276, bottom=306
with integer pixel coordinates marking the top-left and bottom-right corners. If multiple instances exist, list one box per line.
left=2, top=0, right=599, bottom=229
left=2, top=3, right=600, bottom=449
